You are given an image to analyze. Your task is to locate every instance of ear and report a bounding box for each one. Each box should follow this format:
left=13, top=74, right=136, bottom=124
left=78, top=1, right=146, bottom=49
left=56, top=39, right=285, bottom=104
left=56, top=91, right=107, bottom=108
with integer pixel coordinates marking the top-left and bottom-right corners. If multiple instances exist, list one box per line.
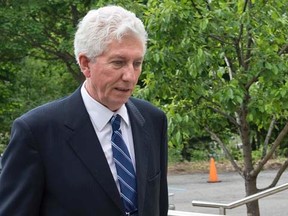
left=79, top=54, right=91, bottom=78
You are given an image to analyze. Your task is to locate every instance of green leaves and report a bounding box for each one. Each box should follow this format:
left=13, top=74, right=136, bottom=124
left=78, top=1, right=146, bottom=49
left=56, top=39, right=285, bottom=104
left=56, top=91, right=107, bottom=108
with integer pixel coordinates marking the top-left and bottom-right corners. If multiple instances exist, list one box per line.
left=1, top=0, right=288, bottom=160
left=138, top=0, right=288, bottom=161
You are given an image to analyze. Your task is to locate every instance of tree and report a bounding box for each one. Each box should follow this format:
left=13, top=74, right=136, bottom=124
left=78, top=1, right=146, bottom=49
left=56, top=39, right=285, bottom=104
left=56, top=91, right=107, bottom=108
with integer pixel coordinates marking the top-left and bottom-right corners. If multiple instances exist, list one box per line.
left=139, top=0, right=288, bottom=215
left=0, top=0, right=94, bottom=83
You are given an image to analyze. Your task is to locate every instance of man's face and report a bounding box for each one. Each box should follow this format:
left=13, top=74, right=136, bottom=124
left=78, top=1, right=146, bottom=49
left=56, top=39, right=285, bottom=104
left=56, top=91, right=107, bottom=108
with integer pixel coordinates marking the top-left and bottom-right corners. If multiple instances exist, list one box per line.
left=82, top=35, right=145, bottom=111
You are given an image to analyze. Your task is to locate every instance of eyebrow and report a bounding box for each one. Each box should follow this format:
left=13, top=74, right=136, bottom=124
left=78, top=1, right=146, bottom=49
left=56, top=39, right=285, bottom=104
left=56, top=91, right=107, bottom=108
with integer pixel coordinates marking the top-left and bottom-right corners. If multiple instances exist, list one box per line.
left=109, top=55, right=144, bottom=61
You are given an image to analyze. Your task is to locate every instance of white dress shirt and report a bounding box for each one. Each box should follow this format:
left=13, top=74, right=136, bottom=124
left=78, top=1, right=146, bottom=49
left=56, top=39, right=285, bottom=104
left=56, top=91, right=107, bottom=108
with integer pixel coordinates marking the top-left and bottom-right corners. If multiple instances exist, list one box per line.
left=80, top=83, right=136, bottom=191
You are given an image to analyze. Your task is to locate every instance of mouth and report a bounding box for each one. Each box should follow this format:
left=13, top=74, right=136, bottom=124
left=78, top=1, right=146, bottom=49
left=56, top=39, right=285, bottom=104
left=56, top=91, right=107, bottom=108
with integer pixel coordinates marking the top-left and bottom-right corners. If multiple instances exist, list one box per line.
left=115, top=87, right=131, bottom=92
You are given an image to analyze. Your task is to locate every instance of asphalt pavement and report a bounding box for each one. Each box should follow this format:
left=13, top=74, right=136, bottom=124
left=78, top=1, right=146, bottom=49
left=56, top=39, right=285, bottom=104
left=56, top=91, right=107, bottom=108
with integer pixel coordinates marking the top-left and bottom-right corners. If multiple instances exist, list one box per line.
left=168, top=169, right=288, bottom=216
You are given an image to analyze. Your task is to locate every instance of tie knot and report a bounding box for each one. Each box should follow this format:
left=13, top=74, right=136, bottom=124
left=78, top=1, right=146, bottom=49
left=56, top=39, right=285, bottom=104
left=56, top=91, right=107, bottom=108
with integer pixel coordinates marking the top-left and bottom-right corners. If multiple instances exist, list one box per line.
left=111, top=114, right=121, bottom=131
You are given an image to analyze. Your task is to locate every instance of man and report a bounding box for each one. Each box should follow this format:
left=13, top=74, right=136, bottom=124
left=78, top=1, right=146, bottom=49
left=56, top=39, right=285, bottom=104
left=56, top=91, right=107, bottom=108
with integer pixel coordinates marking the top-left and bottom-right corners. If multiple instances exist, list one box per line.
left=0, top=5, right=168, bottom=216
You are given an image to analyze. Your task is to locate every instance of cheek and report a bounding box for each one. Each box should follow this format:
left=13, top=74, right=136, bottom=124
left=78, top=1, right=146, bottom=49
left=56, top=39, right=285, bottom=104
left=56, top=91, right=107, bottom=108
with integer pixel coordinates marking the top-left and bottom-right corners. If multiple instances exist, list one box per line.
left=135, top=71, right=142, bottom=82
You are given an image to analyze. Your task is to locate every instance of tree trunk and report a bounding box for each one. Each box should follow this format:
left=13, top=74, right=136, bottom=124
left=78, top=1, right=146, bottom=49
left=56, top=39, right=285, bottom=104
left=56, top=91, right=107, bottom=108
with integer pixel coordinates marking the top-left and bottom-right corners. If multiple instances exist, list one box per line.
left=245, top=177, right=260, bottom=216
left=239, top=95, right=261, bottom=216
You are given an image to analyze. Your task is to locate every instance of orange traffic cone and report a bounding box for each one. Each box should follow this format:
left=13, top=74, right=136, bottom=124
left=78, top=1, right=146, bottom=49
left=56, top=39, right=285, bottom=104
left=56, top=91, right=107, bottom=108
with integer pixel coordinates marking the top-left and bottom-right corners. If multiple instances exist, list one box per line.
left=207, top=157, right=221, bottom=183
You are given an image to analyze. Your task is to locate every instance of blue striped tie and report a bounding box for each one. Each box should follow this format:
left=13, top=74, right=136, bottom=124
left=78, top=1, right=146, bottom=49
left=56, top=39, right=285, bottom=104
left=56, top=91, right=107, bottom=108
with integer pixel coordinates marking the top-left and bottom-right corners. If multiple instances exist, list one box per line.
left=111, top=114, right=138, bottom=213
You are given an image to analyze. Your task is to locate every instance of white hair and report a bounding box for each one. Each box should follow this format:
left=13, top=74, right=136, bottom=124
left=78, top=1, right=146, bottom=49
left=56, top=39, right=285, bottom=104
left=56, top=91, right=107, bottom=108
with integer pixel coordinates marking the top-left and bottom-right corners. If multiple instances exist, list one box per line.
left=74, top=5, right=148, bottom=64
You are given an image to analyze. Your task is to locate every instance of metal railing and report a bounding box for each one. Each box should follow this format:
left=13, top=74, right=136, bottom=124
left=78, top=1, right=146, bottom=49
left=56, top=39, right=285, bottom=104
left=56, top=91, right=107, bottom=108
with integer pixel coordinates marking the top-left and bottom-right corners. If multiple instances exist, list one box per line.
left=192, top=182, right=288, bottom=215
left=168, top=210, right=220, bottom=216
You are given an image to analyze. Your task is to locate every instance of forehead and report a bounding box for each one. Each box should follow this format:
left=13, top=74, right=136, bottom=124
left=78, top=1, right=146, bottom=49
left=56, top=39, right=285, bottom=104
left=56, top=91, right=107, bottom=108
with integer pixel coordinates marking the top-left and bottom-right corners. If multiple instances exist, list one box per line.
left=104, top=36, right=145, bottom=58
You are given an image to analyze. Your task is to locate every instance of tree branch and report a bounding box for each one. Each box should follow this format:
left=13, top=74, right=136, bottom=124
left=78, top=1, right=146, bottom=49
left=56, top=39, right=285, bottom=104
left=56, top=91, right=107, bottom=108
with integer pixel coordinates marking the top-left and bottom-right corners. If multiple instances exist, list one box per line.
left=251, top=121, right=288, bottom=176
left=191, top=0, right=203, bottom=17
left=234, top=37, right=244, bottom=68
left=205, top=127, right=244, bottom=178
left=207, top=106, right=240, bottom=128
left=71, top=4, right=80, bottom=28
left=259, top=159, right=288, bottom=191
left=208, top=34, right=233, bottom=45
left=262, top=116, right=276, bottom=158
left=236, top=0, right=252, bottom=69
left=244, top=30, right=253, bottom=71
left=224, top=55, right=234, bottom=79
left=244, top=71, right=261, bottom=90
left=242, top=0, right=250, bottom=13
left=278, top=44, right=288, bottom=55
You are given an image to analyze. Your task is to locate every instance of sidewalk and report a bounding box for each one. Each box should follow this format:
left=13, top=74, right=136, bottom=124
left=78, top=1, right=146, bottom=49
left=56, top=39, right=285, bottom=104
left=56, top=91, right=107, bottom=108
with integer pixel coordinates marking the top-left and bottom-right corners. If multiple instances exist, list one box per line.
left=168, top=169, right=288, bottom=216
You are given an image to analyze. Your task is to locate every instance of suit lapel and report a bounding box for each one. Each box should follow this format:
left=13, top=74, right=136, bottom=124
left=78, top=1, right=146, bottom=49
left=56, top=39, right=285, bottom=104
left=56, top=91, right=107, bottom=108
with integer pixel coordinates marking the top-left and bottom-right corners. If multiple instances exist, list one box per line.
left=63, top=88, right=123, bottom=211
left=126, top=100, right=150, bottom=216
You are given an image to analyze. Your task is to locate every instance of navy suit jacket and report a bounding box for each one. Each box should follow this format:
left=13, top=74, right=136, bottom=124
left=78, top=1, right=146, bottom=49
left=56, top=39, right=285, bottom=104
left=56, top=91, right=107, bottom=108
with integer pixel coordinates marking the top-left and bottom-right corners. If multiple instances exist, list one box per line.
left=0, top=87, right=168, bottom=216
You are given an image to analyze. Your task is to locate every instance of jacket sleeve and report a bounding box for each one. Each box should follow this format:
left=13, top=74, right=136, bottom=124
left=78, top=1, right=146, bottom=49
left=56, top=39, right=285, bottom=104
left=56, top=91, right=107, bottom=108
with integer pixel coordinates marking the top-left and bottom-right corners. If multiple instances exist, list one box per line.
left=0, top=118, right=44, bottom=216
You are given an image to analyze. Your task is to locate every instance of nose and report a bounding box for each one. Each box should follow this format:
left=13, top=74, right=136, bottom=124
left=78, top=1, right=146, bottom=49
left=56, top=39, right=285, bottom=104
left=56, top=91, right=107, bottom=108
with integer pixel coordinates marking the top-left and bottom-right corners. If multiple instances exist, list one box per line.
left=122, top=64, right=136, bottom=82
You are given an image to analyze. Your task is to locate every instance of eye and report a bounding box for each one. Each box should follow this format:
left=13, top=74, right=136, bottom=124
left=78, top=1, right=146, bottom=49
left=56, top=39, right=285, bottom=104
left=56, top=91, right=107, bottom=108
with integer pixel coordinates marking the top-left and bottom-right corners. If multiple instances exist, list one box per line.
left=112, top=61, right=124, bottom=68
left=133, top=61, right=142, bottom=69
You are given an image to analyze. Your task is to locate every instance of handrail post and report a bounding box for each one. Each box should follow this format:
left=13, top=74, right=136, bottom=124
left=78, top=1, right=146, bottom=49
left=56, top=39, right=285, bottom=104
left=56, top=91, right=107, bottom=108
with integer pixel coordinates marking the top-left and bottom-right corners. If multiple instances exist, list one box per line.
left=219, top=207, right=226, bottom=215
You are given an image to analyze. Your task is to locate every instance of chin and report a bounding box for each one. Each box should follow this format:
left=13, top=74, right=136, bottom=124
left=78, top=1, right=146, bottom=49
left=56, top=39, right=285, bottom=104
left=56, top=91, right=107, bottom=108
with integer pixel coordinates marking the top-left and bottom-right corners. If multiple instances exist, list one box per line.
left=109, top=99, right=129, bottom=111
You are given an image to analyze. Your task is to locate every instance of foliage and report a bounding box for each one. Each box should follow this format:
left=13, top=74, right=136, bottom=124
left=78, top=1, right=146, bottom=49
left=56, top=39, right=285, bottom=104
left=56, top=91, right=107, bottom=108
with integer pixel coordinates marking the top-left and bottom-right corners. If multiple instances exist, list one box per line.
left=0, top=133, right=9, bottom=154
left=138, top=1, right=288, bottom=215
left=168, top=148, right=183, bottom=164
left=12, top=57, right=78, bottom=114
left=0, top=0, right=92, bottom=82
left=0, top=57, right=78, bottom=151
left=139, top=0, right=288, bottom=157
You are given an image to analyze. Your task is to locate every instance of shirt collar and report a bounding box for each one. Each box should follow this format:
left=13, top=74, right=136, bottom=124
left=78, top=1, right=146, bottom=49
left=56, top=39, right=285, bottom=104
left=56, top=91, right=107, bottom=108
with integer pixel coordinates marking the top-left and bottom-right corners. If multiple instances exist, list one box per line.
left=115, top=106, right=129, bottom=127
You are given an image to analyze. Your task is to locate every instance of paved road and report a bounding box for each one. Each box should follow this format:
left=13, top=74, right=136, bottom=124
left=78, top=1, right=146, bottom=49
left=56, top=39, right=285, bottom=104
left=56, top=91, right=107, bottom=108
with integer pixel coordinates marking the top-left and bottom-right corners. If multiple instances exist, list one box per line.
left=168, top=169, right=288, bottom=216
